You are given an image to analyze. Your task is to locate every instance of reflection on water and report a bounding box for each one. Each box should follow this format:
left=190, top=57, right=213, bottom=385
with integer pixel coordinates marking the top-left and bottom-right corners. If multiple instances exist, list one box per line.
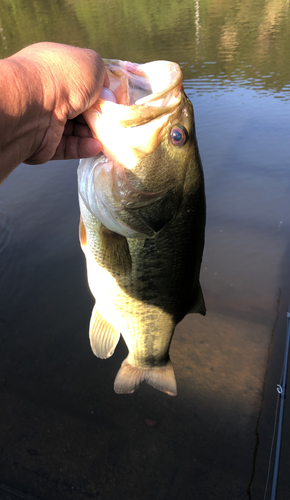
left=0, top=207, right=13, bottom=256
left=0, top=0, right=290, bottom=499
left=191, top=87, right=290, bottom=324
left=1, top=0, right=290, bottom=97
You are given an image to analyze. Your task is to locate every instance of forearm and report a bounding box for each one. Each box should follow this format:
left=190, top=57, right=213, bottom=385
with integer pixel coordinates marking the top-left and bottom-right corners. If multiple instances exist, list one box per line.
left=0, top=56, right=50, bottom=183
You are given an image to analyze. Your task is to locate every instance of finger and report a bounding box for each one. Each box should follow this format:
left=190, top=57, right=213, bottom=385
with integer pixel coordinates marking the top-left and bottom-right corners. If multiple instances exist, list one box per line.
left=68, top=114, right=88, bottom=126
left=52, top=136, right=103, bottom=160
left=103, top=70, right=110, bottom=89
left=63, top=120, right=93, bottom=138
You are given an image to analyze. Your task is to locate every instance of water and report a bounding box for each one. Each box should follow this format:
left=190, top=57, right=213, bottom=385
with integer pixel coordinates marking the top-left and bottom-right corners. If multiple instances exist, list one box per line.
left=0, top=1, right=290, bottom=499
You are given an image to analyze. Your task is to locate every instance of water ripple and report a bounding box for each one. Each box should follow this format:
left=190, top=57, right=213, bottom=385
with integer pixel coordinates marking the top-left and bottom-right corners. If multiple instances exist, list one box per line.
left=0, top=205, right=16, bottom=296
left=0, top=208, right=14, bottom=255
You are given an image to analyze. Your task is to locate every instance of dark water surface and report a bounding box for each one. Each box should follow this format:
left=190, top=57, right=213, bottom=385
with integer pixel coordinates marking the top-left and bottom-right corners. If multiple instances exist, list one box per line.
left=1, top=1, right=290, bottom=499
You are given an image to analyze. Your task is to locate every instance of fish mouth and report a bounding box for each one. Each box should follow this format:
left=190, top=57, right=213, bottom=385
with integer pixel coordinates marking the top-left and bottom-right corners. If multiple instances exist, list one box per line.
left=83, top=60, right=185, bottom=166
left=78, top=59, right=187, bottom=238
left=101, top=59, right=183, bottom=107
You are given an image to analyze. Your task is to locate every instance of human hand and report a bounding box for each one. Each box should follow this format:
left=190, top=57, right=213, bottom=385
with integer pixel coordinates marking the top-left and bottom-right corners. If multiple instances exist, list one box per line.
left=0, top=42, right=108, bottom=182
left=17, top=42, right=108, bottom=163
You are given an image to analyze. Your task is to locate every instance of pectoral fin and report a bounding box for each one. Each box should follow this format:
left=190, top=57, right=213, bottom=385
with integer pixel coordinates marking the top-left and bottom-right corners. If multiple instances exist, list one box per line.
left=100, top=225, right=132, bottom=274
left=89, top=305, right=120, bottom=359
left=114, top=356, right=177, bottom=396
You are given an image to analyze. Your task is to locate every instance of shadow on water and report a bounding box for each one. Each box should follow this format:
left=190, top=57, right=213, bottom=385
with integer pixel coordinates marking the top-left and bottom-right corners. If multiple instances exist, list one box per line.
left=255, top=232, right=290, bottom=499
left=246, top=288, right=281, bottom=500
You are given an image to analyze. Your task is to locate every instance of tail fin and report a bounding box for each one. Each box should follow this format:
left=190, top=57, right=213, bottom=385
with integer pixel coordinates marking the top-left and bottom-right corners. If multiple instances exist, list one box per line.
left=114, top=356, right=177, bottom=396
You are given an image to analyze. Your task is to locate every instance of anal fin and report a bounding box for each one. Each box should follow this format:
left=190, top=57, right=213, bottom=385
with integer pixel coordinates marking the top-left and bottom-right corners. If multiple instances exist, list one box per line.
left=89, top=305, right=120, bottom=359
left=114, top=356, right=177, bottom=396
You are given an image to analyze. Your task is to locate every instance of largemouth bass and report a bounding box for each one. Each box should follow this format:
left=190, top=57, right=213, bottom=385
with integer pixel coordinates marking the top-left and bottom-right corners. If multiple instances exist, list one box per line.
left=78, top=59, right=206, bottom=396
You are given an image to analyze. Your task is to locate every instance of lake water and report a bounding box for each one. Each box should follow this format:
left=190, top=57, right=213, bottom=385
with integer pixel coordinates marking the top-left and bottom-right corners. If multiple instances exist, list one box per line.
left=0, top=1, right=290, bottom=499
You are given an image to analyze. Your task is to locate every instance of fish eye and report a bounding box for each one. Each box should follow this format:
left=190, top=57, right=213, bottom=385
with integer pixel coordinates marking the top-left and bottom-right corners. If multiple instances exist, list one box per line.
left=170, top=125, right=188, bottom=146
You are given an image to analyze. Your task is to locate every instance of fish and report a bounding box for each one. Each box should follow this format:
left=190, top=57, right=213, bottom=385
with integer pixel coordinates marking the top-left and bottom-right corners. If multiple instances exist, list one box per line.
left=77, top=59, right=206, bottom=396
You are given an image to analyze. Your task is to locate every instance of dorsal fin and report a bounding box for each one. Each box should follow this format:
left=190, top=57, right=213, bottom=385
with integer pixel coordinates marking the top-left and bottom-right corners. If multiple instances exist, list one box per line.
left=89, top=305, right=120, bottom=359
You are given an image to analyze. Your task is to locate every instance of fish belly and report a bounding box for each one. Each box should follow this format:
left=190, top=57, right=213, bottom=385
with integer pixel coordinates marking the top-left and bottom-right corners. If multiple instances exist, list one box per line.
left=79, top=196, right=179, bottom=395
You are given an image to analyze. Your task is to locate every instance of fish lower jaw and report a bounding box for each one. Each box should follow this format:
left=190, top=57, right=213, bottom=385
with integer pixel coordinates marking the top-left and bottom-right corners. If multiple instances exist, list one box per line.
left=114, top=355, right=177, bottom=396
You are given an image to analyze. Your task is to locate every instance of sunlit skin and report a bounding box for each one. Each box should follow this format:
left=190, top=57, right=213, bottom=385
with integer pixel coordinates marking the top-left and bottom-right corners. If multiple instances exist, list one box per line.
left=0, top=42, right=109, bottom=184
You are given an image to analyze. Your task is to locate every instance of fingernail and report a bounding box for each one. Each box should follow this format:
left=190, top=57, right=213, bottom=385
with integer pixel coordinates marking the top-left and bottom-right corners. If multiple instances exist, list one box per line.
left=99, top=87, right=117, bottom=103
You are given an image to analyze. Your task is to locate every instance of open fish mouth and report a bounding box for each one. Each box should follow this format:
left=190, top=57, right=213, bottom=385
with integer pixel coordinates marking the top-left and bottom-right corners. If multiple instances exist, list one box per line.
left=83, top=59, right=184, bottom=163
left=87, top=59, right=183, bottom=160
left=99, top=59, right=183, bottom=106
